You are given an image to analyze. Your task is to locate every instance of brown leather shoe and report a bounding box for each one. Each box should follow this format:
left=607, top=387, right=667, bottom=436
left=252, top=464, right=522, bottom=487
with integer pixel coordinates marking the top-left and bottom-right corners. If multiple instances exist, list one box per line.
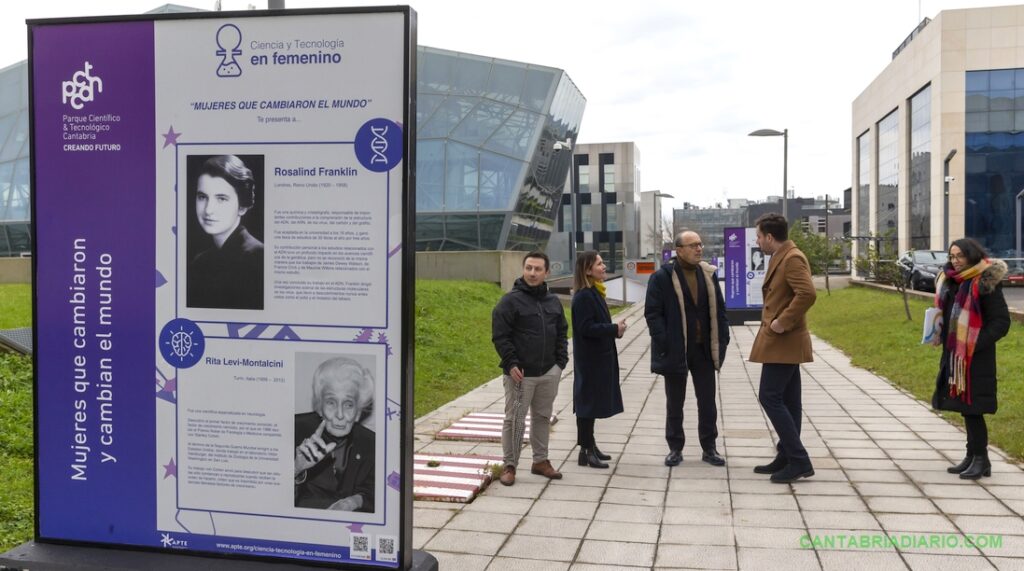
left=531, top=460, right=563, bottom=480
left=499, top=465, right=516, bottom=486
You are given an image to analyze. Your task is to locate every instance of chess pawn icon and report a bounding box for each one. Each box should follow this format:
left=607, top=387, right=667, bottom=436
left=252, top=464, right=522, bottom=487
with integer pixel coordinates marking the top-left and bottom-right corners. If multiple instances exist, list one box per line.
left=216, top=24, right=243, bottom=78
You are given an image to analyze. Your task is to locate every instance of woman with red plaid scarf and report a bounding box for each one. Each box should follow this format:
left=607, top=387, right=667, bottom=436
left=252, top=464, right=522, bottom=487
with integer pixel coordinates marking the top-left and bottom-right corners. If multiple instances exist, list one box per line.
left=931, top=237, right=1011, bottom=480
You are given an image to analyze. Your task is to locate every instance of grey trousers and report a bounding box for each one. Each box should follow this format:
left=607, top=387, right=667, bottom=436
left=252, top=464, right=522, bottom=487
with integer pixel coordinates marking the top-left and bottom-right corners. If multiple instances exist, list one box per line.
left=502, top=364, right=561, bottom=467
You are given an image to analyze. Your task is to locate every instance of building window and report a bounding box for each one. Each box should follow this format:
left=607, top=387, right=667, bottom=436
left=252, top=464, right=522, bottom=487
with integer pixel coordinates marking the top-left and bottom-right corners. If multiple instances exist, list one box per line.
left=857, top=132, right=870, bottom=242
left=909, top=84, right=931, bottom=250
left=580, top=203, right=592, bottom=231
left=965, top=69, right=1024, bottom=257
left=599, top=152, right=615, bottom=194
left=876, top=110, right=899, bottom=258
left=578, top=165, right=590, bottom=193
left=606, top=203, right=619, bottom=231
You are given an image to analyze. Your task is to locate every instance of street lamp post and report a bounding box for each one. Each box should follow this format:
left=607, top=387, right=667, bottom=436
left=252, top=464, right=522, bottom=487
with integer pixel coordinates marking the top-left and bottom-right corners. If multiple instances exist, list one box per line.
left=553, top=139, right=576, bottom=271
left=615, top=200, right=629, bottom=304
left=943, top=148, right=957, bottom=248
left=1016, top=188, right=1024, bottom=259
left=824, top=194, right=832, bottom=295
left=749, top=128, right=788, bottom=220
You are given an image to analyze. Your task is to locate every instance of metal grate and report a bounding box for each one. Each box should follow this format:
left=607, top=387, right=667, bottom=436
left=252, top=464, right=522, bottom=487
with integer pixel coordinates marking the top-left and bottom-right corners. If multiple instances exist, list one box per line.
left=0, top=327, right=31, bottom=355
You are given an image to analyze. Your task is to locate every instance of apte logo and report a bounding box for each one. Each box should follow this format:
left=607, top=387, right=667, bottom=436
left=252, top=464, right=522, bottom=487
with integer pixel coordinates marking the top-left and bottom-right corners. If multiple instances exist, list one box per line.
left=62, top=61, right=102, bottom=110
left=216, top=24, right=243, bottom=77
left=160, top=533, right=188, bottom=549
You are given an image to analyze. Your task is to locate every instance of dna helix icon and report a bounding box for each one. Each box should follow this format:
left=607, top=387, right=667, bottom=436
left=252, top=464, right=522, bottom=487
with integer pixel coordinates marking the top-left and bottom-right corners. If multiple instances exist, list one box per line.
left=370, top=125, right=390, bottom=165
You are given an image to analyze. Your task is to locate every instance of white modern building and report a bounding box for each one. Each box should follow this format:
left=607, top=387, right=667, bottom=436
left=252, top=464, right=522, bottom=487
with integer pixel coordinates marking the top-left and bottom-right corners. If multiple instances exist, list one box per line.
left=546, top=141, right=641, bottom=275
left=853, top=5, right=1024, bottom=264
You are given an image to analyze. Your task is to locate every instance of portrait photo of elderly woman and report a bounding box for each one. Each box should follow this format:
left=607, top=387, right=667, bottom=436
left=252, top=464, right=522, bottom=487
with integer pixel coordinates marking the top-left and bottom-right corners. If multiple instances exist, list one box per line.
left=294, top=355, right=376, bottom=513
left=185, top=154, right=265, bottom=310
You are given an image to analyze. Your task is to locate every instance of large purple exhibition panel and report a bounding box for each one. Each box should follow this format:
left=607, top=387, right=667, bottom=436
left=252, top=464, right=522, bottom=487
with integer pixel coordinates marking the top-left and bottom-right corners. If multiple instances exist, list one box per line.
left=30, top=8, right=415, bottom=568
left=723, top=227, right=768, bottom=310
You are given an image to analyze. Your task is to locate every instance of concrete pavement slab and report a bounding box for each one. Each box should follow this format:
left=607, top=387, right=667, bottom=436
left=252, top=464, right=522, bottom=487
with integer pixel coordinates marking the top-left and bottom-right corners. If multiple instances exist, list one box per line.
left=410, top=304, right=1023, bottom=569
left=514, top=516, right=591, bottom=539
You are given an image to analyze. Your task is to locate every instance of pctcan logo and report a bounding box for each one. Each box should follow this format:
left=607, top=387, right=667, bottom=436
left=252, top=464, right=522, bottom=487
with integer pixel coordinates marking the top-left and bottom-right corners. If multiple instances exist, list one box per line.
left=215, top=24, right=243, bottom=77
left=62, top=61, right=102, bottom=110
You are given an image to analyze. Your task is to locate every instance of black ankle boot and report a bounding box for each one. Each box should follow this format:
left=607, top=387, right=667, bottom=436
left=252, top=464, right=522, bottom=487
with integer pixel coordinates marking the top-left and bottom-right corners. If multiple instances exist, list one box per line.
left=959, top=454, right=991, bottom=480
left=946, top=453, right=973, bottom=474
left=592, top=445, right=611, bottom=461
left=578, top=447, right=609, bottom=468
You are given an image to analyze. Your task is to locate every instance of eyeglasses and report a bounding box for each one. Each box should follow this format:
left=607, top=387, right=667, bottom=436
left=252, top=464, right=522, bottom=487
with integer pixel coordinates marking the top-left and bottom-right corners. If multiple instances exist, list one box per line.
left=676, top=242, right=704, bottom=249
left=948, top=253, right=967, bottom=262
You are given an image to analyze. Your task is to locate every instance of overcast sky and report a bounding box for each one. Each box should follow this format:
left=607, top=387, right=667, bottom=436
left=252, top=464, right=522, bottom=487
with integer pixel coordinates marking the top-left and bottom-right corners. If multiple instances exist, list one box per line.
left=3, top=0, right=1018, bottom=211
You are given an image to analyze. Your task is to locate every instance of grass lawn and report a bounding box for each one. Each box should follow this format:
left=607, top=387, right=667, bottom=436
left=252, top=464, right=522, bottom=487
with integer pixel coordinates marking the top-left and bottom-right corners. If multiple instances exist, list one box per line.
left=0, top=284, right=34, bottom=550
left=415, top=280, right=507, bottom=416
left=0, top=284, right=31, bottom=329
left=414, top=279, right=627, bottom=416
left=808, top=285, right=1024, bottom=460
left=0, top=353, right=32, bottom=551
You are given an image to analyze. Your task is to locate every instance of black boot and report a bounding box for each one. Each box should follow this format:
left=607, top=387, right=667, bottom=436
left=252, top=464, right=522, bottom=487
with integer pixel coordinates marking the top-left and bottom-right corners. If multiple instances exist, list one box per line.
left=946, top=453, right=973, bottom=474
left=959, top=454, right=991, bottom=480
left=578, top=447, right=609, bottom=468
left=592, top=445, right=611, bottom=461
left=754, top=454, right=788, bottom=474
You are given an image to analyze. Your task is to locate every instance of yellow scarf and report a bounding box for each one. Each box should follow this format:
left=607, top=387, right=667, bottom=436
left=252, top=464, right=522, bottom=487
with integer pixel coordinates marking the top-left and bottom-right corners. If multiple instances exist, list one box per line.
left=593, top=280, right=606, bottom=298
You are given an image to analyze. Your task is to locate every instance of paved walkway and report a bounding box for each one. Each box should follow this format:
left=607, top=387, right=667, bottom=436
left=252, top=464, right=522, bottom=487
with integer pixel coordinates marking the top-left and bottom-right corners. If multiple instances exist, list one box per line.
left=413, top=303, right=1024, bottom=570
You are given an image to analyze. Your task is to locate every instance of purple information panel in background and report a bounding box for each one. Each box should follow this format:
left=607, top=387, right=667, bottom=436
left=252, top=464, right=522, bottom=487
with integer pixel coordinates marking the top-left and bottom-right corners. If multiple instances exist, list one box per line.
left=31, top=8, right=414, bottom=568
left=723, top=227, right=768, bottom=310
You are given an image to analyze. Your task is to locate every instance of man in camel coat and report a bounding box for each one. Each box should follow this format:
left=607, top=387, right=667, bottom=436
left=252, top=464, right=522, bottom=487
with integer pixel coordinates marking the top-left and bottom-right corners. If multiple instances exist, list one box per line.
left=748, top=213, right=817, bottom=483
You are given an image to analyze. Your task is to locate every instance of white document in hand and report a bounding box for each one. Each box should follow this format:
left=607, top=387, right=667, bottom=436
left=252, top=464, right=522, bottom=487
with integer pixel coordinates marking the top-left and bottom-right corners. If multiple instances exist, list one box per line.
left=921, top=307, right=943, bottom=344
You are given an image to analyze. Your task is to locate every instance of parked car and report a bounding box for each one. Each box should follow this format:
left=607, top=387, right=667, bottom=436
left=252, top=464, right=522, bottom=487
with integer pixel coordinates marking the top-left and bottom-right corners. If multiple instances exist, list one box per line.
left=897, top=250, right=946, bottom=292
left=1004, top=258, right=1024, bottom=286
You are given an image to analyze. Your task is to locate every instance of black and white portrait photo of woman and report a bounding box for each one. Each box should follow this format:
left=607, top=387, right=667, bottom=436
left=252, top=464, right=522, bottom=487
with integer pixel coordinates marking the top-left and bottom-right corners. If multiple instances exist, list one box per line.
left=750, top=247, right=765, bottom=272
left=294, top=355, right=376, bottom=513
left=186, top=154, right=265, bottom=310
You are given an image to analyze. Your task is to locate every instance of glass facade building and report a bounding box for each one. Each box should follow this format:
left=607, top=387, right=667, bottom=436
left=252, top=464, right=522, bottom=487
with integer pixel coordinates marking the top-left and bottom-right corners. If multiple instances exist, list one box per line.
left=965, top=69, right=1024, bottom=257
left=673, top=207, right=744, bottom=262
left=852, top=6, right=1024, bottom=274
left=415, top=47, right=585, bottom=252
left=0, top=62, right=30, bottom=257
left=0, top=46, right=585, bottom=257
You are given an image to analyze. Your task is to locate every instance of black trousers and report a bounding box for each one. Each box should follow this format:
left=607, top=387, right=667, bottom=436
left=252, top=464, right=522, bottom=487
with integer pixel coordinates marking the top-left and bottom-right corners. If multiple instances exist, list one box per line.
left=758, top=363, right=810, bottom=467
left=663, top=344, right=718, bottom=452
left=576, top=417, right=596, bottom=448
left=964, top=414, right=988, bottom=456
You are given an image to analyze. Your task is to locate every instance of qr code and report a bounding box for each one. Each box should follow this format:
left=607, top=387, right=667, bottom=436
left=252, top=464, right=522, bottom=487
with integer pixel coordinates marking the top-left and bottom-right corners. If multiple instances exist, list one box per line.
left=376, top=535, right=397, bottom=563
left=350, top=533, right=370, bottom=560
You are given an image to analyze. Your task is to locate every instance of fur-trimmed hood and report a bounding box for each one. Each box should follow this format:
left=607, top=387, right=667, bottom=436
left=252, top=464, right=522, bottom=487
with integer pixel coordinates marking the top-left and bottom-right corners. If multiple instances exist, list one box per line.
left=940, top=258, right=1007, bottom=294
left=979, top=258, right=1008, bottom=293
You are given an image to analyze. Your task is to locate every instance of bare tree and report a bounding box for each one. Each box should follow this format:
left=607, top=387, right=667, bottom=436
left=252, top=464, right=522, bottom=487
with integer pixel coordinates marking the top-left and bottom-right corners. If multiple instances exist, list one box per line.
left=647, top=213, right=673, bottom=258
left=855, top=235, right=912, bottom=321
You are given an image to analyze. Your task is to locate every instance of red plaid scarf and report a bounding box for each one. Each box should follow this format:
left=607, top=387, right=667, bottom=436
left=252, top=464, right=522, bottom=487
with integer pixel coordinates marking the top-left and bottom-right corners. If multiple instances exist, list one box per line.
left=934, top=259, right=991, bottom=404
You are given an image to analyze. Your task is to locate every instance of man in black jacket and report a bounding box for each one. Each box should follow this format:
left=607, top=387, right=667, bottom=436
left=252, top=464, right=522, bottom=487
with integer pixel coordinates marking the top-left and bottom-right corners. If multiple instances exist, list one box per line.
left=645, top=231, right=730, bottom=467
left=492, top=251, right=569, bottom=486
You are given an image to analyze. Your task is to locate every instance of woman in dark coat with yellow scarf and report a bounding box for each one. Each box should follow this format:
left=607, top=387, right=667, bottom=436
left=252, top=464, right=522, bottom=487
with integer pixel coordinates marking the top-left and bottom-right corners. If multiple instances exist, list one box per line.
left=931, top=237, right=1010, bottom=480
left=571, top=251, right=626, bottom=468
